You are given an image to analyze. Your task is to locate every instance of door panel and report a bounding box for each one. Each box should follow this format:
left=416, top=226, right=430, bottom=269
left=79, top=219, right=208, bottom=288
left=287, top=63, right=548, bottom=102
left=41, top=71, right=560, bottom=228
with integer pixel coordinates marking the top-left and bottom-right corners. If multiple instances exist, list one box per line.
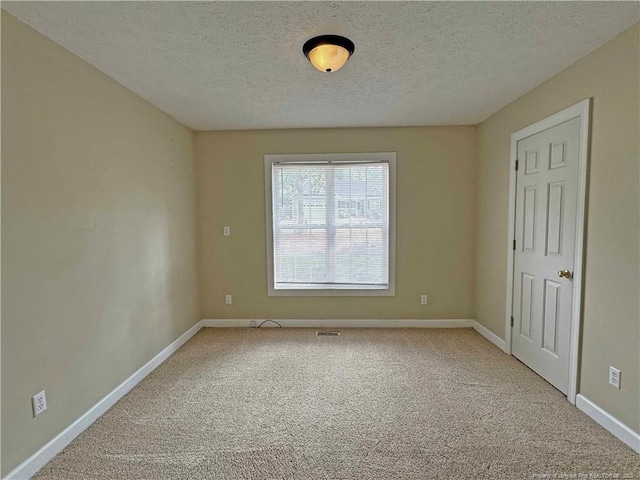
left=520, top=273, right=534, bottom=339
left=523, top=186, right=537, bottom=252
left=542, top=279, right=560, bottom=354
left=512, top=116, right=581, bottom=394
left=546, top=181, right=565, bottom=256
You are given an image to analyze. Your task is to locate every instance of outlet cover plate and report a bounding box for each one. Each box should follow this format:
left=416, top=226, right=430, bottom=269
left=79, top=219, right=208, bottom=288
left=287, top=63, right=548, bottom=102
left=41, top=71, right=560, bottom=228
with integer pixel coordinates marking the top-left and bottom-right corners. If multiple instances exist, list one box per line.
left=32, top=390, right=47, bottom=417
left=609, top=366, right=621, bottom=389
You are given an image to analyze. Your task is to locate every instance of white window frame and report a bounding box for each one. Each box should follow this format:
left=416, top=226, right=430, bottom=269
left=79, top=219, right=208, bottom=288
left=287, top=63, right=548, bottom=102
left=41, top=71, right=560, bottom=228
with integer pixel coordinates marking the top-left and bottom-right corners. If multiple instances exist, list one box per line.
left=265, top=152, right=396, bottom=297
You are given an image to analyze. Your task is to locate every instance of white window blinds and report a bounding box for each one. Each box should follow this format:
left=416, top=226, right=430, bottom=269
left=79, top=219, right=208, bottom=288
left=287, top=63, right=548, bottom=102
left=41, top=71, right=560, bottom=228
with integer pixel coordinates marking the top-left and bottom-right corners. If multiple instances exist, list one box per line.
left=271, top=160, right=389, bottom=290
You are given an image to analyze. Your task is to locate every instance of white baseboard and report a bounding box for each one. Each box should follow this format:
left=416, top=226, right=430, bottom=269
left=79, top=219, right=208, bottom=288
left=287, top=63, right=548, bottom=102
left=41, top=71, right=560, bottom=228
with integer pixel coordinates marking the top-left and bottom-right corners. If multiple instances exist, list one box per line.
left=576, top=394, right=640, bottom=454
left=11, top=319, right=636, bottom=480
left=471, top=320, right=507, bottom=352
left=4, top=320, right=204, bottom=480
left=200, top=318, right=475, bottom=328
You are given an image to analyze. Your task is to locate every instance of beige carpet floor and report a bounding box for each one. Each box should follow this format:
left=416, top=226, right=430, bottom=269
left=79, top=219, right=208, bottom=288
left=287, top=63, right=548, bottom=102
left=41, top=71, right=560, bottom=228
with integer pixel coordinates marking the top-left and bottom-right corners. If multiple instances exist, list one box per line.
left=35, top=328, right=639, bottom=479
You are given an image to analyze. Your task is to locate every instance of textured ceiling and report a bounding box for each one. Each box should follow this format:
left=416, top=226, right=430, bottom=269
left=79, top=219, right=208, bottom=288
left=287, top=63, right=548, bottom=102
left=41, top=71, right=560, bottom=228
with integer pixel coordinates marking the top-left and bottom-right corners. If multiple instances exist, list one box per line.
left=3, top=2, right=639, bottom=131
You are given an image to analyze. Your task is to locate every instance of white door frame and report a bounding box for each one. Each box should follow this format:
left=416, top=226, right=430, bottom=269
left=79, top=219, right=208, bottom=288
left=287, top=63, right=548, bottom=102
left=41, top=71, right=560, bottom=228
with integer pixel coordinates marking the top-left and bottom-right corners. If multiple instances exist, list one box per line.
left=504, top=98, right=591, bottom=405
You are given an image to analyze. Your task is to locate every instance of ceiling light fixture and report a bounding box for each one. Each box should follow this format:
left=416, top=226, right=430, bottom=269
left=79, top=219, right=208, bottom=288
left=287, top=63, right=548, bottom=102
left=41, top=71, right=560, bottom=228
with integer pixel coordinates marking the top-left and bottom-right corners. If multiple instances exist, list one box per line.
left=303, top=35, right=355, bottom=73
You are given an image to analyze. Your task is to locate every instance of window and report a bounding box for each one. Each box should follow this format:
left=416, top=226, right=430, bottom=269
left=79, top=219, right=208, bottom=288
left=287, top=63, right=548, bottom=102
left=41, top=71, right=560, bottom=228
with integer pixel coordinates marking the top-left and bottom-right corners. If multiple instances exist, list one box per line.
left=265, top=153, right=396, bottom=296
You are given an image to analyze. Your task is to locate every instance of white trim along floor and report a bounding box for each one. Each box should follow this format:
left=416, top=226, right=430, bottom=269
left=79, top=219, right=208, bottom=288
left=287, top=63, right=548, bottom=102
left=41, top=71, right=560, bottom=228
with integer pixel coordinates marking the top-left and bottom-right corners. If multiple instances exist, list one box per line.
left=5, top=319, right=638, bottom=479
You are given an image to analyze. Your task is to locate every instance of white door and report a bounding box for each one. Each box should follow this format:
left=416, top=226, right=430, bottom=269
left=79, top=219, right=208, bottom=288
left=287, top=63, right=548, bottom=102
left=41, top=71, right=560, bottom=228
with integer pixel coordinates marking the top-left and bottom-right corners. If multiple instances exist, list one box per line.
left=512, top=116, right=581, bottom=394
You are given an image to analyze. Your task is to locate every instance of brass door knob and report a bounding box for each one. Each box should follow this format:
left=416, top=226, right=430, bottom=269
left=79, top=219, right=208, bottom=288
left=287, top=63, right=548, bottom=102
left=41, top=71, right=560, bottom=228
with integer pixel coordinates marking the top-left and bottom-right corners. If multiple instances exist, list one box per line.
left=557, top=269, right=572, bottom=279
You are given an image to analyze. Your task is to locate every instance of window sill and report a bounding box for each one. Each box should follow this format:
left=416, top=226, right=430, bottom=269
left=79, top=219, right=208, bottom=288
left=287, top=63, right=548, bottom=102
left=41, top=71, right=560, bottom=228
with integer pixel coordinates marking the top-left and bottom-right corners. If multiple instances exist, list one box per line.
left=268, top=286, right=395, bottom=297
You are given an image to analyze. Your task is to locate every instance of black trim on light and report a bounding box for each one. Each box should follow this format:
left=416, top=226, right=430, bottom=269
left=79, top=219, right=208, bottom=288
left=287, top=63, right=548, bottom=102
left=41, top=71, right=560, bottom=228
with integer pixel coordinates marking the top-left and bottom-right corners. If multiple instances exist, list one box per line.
left=302, top=34, right=355, bottom=60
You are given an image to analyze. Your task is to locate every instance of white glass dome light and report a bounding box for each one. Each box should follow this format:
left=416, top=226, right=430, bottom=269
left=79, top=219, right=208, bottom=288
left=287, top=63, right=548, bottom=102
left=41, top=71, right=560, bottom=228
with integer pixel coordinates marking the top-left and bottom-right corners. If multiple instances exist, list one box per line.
left=303, top=35, right=355, bottom=73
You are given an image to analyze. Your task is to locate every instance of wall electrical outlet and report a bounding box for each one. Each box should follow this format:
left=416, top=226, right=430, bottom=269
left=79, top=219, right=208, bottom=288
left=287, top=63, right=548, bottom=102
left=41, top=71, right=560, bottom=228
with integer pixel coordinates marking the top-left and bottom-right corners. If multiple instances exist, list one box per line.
left=32, top=390, right=47, bottom=417
left=609, top=366, right=621, bottom=389
left=223, top=226, right=230, bottom=236
left=420, top=295, right=428, bottom=305
left=250, top=321, right=256, bottom=328
left=225, top=294, right=232, bottom=305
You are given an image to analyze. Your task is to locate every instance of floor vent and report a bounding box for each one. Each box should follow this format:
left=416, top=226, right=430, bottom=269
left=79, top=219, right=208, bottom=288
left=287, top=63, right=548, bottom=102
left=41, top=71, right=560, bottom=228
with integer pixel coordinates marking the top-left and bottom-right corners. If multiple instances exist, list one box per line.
left=316, top=331, right=340, bottom=337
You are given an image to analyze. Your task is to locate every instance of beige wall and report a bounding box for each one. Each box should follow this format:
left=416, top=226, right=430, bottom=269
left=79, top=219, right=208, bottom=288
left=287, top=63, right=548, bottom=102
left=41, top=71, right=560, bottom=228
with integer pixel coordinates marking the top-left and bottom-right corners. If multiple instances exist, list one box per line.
left=196, top=127, right=477, bottom=320
left=1, top=13, right=200, bottom=475
left=475, top=24, right=639, bottom=431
